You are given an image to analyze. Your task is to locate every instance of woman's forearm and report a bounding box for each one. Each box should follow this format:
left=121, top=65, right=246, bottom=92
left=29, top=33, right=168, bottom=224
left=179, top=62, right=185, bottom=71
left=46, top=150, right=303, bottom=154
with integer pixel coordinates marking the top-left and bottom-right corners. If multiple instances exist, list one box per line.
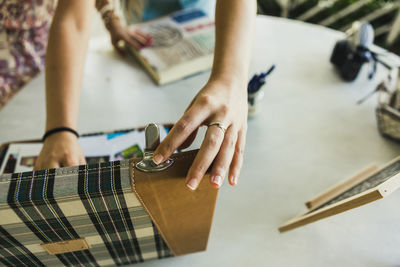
left=45, top=0, right=94, bottom=131
left=210, top=0, right=257, bottom=86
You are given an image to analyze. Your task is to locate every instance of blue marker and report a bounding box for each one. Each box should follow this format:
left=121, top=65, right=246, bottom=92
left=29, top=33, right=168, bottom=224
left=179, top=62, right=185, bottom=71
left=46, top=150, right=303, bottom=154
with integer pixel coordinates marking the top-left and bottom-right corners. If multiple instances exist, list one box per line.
left=248, top=65, right=275, bottom=117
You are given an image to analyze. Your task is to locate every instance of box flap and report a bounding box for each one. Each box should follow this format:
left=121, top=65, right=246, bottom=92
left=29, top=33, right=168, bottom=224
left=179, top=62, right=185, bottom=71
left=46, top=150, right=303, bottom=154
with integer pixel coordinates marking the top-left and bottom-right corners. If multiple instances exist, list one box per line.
left=130, top=150, right=218, bottom=256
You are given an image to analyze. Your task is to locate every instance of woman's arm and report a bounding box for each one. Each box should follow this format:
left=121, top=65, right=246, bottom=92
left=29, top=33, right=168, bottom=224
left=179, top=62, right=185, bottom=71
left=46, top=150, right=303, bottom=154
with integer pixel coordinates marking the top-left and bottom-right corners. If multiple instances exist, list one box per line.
left=35, top=0, right=95, bottom=170
left=154, top=0, right=257, bottom=190
left=210, top=0, right=256, bottom=86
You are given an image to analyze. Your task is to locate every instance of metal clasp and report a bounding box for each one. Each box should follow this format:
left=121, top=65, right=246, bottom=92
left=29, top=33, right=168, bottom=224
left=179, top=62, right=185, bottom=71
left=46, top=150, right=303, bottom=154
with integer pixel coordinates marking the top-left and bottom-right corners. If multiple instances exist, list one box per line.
left=135, top=123, right=174, bottom=172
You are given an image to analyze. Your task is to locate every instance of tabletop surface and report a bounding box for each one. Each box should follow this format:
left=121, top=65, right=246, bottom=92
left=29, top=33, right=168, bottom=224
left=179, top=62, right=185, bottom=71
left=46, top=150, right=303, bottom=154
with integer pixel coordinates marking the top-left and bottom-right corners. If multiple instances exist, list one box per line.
left=1, top=15, right=400, bottom=267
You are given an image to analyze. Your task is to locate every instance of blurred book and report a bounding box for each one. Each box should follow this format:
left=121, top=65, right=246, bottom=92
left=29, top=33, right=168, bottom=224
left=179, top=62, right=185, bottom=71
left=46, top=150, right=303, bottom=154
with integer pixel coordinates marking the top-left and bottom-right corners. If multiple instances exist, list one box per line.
left=127, top=9, right=215, bottom=85
left=0, top=126, right=169, bottom=174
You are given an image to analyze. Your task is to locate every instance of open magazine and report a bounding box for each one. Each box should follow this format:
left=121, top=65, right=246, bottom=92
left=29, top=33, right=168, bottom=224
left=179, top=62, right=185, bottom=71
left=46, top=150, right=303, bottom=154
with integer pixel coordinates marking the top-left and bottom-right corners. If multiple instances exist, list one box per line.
left=127, top=8, right=215, bottom=85
left=0, top=127, right=169, bottom=174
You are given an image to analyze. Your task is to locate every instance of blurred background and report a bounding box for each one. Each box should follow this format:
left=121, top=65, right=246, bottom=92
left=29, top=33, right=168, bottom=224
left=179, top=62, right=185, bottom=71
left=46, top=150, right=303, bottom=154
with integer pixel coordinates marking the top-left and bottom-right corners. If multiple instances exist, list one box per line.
left=256, top=0, right=400, bottom=54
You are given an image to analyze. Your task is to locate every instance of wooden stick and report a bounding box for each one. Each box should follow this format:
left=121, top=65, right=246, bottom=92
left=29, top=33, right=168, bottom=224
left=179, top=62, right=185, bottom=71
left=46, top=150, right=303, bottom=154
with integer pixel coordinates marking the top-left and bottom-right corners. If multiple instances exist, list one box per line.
left=305, top=164, right=379, bottom=210
left=279, top=189, right=383, bottom=233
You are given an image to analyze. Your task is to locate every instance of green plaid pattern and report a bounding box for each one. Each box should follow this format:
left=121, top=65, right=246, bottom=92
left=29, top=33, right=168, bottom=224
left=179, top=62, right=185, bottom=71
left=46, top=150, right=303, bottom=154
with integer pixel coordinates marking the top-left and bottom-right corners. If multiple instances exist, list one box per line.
left=0, top=225, right=44, bottom=266
left=0, top=159, right=171, bottom=266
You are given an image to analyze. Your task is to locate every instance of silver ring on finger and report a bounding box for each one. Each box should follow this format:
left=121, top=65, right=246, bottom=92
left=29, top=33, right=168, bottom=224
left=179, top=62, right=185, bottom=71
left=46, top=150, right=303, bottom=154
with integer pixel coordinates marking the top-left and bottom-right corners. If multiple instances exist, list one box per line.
left=208, top=122, right=227, bottom=134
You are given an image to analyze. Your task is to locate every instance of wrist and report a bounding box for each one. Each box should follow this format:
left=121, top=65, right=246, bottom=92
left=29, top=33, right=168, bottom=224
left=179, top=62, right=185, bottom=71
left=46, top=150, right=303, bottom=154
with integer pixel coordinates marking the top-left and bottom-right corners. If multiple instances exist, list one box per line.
left=46, top=118, right=77, bottom=132
left=103, top=11, right=120, bottom=31
left=42, top=132, right=78, bottom=149
left=209, top=58, right=249, bottom=89
left=208, top=72, right=247, bottom=90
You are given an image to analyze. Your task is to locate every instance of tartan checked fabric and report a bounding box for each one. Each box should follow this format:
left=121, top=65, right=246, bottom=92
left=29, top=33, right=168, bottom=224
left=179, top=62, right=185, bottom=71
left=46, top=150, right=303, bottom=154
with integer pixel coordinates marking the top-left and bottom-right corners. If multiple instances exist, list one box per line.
left=0, top=160, right=171, bottom=266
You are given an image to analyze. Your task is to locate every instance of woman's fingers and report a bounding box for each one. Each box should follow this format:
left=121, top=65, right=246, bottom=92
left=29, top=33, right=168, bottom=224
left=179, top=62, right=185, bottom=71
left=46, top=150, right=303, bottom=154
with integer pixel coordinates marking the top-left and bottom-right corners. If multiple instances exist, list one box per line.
left=62, top=155, right=81, bottom=167
left=34, top=160, right=60, bottom=171
left=130, top=30, right=151, bottom=45
left=210, top=126, right=237, bottom=188
left=123, top=33, right=143, bottom=49
left=228, top=126, right=247, bottom=185
left=134, top=29, right=150, bottom=39
left=79, top=155, right=87, bottom=165
left=128, top=35, right=145, bottom=48
left=34, top=152, right=86, bottom=171
left=33, top=132, right=86, bottom=171
left=153, top=102, right=211, bottom=164
left=185, top=124, right=226, bottom=190
left=47, top=161, right=61, bottom=170
left=153, top=80, right=247, bottom=191
left=111, top=32, right=149, bottom=54
left=127, top=30, right=152, bottom=48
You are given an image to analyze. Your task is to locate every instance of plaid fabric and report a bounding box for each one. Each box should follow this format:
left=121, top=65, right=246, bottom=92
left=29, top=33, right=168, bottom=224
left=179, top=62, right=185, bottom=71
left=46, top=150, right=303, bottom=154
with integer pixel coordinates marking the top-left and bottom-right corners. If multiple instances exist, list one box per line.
left=0, top=159, right=171, bottom=266
left=0, top=225, right=44, bottom=266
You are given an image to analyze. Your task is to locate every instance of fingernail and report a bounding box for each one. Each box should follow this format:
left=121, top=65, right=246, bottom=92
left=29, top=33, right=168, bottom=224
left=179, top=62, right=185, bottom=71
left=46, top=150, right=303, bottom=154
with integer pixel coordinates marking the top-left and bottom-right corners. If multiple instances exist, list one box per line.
left=186, top=178, right=199, bottom=191
left=153, top=154, right=163, bottom=165
left=211, top=175, right=222, bottom=187
left=232, top=176, right=238, bottom=185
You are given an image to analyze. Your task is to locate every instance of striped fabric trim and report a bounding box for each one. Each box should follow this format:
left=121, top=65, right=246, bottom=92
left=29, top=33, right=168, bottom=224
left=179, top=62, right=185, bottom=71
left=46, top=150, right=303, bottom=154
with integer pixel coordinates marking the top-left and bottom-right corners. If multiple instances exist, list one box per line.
left=0, top=225, right=44, bottom=267
left=7, top=169, right=98, bottom=266
left=78, top=161, right=143, bottom=265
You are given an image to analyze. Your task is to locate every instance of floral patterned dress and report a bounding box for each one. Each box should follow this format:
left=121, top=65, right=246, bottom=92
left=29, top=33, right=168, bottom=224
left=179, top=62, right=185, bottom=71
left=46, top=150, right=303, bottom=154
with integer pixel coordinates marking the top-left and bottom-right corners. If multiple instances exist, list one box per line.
left=0, top=0, right=56, bottom=109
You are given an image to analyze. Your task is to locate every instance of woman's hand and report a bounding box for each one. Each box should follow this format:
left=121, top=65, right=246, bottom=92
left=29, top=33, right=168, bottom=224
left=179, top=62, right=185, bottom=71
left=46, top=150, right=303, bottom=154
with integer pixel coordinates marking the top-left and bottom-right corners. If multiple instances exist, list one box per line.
left=153, top=79, right=248, bottom=190
left=34, top=132, right=86, bottom=170
left=105, top=16, right=152, bottom=55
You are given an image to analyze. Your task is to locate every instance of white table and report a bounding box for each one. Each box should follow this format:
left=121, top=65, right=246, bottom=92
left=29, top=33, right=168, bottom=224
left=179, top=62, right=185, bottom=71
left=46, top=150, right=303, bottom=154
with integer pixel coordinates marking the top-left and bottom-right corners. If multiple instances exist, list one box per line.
left=1, top=15, right=400, bottom=267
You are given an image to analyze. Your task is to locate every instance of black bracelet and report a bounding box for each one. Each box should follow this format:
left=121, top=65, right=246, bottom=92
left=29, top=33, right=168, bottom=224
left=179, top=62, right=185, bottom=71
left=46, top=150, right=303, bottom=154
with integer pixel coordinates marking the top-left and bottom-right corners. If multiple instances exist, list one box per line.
left=42, top=127, right=79, bottom=142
